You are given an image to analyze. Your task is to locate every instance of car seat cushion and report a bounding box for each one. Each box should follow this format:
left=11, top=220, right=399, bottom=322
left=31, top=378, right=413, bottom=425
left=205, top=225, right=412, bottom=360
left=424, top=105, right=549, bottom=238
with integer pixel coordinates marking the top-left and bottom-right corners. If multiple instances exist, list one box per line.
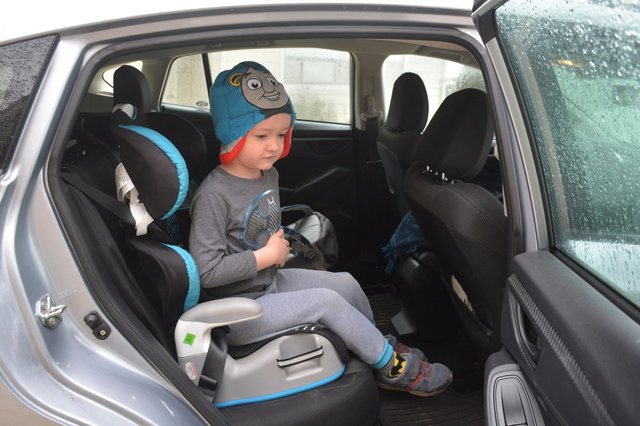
left=146, top=112, right=207, bottom=180
left=162, top=243, right=200, bottom=311
left=116, top=124, right=189, bottom=220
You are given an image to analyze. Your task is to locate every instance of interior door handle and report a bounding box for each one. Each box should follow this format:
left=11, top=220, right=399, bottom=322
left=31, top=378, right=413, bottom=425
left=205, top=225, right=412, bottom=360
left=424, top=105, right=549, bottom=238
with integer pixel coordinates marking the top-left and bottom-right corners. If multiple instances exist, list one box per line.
left=511, top=294, right=544, bottom=366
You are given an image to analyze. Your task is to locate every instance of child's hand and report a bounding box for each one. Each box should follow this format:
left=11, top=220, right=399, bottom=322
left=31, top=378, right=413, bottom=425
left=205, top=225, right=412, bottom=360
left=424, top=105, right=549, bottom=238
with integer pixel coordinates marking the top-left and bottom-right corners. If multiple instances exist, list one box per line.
left=267, top=229, right=290, bottom=268
left=254, top=228, right=290, bottom=269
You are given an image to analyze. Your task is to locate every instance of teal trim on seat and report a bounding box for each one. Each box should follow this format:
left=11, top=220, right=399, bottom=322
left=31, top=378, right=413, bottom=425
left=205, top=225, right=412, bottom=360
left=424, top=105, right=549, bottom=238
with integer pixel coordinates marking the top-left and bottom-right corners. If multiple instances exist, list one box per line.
left=162, top=244, right=200, bottom=311
left=214, top=364, right=346, bottom=408
left=120, top=124, right=189, bottom=219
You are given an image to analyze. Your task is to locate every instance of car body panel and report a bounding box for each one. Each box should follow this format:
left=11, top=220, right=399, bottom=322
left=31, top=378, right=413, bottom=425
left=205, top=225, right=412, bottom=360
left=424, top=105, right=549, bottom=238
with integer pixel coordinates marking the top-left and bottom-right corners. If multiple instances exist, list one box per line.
left=0, top=0, right=473, bottom=43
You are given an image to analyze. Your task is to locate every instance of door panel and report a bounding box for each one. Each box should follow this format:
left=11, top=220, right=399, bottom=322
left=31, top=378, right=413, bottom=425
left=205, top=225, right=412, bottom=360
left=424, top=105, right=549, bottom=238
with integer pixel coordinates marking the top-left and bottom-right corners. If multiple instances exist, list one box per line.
left=500, top=251, right=639, bottom=426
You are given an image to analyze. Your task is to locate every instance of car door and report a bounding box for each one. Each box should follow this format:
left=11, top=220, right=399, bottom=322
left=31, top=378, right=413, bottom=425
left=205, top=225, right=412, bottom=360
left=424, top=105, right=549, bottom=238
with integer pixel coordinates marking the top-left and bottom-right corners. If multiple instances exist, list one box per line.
left=160, top=48, right=367, bottom=261
left=472, top=1, right=640, bottom=425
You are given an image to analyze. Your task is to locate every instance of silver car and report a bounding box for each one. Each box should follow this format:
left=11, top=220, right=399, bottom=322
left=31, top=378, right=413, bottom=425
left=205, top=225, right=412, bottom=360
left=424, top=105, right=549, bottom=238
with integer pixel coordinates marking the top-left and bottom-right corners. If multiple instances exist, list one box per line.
left=1, top=0, right=639, bottom=424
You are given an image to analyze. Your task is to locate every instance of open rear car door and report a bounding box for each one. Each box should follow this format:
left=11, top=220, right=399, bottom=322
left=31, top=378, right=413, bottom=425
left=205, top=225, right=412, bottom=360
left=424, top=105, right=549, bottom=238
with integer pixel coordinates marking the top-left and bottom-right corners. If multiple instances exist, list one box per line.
left=472, top=1, right=640, bottom=425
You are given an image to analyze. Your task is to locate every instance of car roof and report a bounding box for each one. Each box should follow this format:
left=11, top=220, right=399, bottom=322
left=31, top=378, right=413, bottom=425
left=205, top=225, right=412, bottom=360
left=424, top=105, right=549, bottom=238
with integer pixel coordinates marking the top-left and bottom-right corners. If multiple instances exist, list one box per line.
left=0, top=0, right=473, bottom=43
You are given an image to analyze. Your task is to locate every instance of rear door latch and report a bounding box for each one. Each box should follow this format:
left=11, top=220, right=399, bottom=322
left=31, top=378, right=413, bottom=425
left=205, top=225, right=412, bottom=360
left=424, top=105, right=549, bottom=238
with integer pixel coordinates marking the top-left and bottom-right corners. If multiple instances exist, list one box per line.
left=36, top=294, right=66, bottom=329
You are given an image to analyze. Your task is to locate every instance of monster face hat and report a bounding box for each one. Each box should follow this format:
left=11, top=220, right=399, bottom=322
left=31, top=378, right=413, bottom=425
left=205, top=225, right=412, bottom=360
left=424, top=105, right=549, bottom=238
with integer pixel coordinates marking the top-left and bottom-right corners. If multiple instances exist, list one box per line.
left=211, top=61, right=296, bottom=164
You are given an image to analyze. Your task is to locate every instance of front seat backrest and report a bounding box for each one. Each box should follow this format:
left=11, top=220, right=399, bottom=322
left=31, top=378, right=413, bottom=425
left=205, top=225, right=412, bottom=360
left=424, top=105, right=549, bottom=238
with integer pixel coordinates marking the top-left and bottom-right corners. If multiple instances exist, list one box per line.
left=377, top=72, right=428, bottom=216
left=404, top=88, right=507, bottom=353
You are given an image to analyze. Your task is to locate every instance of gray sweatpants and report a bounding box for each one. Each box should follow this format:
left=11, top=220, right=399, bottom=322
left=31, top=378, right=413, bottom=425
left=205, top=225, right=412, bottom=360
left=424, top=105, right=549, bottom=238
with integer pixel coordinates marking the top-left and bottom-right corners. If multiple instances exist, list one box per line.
left=227, top=268, right=388, bottom=365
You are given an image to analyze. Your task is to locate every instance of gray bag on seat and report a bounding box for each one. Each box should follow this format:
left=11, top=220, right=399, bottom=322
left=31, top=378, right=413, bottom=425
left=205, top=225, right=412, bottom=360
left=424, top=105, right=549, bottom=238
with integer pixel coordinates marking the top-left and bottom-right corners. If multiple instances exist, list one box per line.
left=282, top=204, right=339, bottom=269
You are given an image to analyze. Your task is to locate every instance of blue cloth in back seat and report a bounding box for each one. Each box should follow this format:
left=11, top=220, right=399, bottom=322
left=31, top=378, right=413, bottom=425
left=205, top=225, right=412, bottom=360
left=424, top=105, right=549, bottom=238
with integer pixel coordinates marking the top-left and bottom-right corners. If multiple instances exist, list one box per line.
left=381, top=212, right=428, bottom=274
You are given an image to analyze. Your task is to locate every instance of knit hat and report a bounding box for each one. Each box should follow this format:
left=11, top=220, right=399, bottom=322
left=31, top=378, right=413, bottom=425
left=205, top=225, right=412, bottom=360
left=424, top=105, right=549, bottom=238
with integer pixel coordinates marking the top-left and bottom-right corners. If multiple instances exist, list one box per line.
left=211, top=61, right=296, bottom=164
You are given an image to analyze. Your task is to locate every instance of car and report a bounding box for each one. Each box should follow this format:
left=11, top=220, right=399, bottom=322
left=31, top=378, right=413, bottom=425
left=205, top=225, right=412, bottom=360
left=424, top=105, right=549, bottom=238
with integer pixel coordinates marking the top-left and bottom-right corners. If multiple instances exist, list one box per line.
left=1, top=0, right=639, bottom=424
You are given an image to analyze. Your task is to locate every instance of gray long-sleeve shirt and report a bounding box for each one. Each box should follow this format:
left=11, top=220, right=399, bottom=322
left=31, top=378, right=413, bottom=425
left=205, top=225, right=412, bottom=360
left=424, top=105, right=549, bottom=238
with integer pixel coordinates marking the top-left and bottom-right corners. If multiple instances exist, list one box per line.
left=189, top=166, right=281, bottom=299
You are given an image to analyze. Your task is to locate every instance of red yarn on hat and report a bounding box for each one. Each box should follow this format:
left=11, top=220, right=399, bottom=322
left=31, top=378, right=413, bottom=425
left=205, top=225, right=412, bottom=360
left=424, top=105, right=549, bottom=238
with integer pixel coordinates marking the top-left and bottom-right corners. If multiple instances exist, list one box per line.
left=219, top=125, right=293, bottom=165
left=219, top=135, right=247, bottom=165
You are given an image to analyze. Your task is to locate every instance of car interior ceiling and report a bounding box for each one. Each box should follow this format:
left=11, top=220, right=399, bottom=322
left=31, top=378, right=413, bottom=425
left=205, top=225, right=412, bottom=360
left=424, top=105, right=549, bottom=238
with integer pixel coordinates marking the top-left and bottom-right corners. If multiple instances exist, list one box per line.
left=56, top=35, right=503, bottom=425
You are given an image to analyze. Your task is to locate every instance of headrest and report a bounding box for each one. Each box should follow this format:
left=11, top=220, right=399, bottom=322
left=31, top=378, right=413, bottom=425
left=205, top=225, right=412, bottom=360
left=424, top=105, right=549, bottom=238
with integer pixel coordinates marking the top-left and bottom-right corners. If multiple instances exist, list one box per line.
left=113, top=65, right=151, bottom=114
left=146, top=112, right=207, bottom=181
left=411, top=89, right=493, bottom=181
left=112, top=121, right=189, bottom=221
left=385, top=72, right=428, bottom=133
left=112, top=105, right=206, bottom=182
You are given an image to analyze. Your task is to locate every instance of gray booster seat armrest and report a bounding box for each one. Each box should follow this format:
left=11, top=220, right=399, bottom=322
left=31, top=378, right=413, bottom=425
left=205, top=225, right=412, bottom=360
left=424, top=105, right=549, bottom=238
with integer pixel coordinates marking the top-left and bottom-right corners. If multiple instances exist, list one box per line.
left=175, top=298, right=262, bottom=385
left=178, top=297, right=262, bottom=327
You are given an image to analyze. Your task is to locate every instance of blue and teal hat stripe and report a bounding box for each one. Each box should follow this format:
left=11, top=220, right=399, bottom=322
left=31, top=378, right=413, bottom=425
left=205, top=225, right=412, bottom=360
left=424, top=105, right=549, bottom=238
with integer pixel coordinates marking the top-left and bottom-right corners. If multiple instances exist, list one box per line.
left=210, top=61, right=296, bottom=164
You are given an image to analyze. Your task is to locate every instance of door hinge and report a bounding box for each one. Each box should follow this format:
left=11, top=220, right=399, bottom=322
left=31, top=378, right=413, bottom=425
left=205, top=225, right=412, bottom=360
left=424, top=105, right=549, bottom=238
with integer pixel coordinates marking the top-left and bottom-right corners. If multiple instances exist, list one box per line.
left=36, top=294, right=66, bottom=329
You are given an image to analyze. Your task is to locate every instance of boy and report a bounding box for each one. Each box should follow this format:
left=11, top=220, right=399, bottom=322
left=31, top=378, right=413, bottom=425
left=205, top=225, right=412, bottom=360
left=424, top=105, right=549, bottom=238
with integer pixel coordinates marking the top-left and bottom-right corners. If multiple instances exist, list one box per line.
left=189, top=61, right=452, bottom=396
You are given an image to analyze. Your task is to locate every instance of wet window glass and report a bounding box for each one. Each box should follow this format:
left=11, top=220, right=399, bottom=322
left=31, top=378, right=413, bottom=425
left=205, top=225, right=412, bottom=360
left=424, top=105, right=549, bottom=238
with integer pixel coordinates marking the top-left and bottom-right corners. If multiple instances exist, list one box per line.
left=0, top=36, right=55, bottom=174
left=496, top=0, right=640, bottom=306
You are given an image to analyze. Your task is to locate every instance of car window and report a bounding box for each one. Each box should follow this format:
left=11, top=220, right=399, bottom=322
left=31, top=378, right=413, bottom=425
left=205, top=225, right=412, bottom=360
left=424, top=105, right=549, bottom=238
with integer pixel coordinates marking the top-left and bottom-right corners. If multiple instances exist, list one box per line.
left=162, top=48, right=352, bottom=124
left=0, top=36, right=55, bottom=174
left=496, top=0, right=640, bottom=307
left=382, top=55, right=484, bottom=125
left=162, top=55, right=209, bottom=109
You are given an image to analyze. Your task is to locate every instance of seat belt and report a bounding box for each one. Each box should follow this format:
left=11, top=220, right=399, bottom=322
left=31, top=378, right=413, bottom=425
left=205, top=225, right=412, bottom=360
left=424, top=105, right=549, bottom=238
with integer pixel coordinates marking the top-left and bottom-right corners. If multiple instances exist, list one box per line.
left=61, top=171, right=134, bottom=225
left=61, top=171, right=170, bottom=242
left=282, top=227, right=328, bottom=270
left=360, top=94, right=382, bottom=162
left=115, top=163, right=154, bottom=236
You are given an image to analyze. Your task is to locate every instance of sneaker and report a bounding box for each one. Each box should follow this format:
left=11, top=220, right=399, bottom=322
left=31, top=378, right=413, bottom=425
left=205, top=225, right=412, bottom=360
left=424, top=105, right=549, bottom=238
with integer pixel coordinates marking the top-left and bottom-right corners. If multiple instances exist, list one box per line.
left=385, top=334, right=426, bottom=361
left=376, top=351, right=452, bottom=397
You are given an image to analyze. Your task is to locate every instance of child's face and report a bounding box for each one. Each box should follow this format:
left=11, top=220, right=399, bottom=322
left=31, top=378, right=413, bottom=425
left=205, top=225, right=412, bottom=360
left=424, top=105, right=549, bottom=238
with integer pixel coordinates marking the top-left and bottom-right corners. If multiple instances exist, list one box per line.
left=233, top=113, right=291, bottom=177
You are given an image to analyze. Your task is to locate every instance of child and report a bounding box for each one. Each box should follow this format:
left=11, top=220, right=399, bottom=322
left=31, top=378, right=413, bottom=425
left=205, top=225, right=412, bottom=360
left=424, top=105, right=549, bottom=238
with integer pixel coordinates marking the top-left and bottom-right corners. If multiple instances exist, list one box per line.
left=189, top=61, right=452, bottom=396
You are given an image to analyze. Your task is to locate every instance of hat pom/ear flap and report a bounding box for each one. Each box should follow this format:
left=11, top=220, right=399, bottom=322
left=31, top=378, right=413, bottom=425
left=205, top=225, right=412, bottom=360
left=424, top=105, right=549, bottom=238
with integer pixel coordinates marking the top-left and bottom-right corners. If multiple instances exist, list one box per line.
left=279, top=125, right=293, bottom=160
left=219, top=134, right=248, bottom=165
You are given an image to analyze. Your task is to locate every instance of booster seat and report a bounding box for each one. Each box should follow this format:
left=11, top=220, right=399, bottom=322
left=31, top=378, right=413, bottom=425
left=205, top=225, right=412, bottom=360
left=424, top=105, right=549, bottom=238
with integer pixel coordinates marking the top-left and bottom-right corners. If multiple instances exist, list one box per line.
left=109, top=106, right=379, bottom=418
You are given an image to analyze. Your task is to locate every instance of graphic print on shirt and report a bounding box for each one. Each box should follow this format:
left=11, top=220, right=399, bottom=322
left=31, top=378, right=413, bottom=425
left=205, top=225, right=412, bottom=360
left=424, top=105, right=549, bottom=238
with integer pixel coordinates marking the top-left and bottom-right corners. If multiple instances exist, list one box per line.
left=240, top=189, right=281, bottom=250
